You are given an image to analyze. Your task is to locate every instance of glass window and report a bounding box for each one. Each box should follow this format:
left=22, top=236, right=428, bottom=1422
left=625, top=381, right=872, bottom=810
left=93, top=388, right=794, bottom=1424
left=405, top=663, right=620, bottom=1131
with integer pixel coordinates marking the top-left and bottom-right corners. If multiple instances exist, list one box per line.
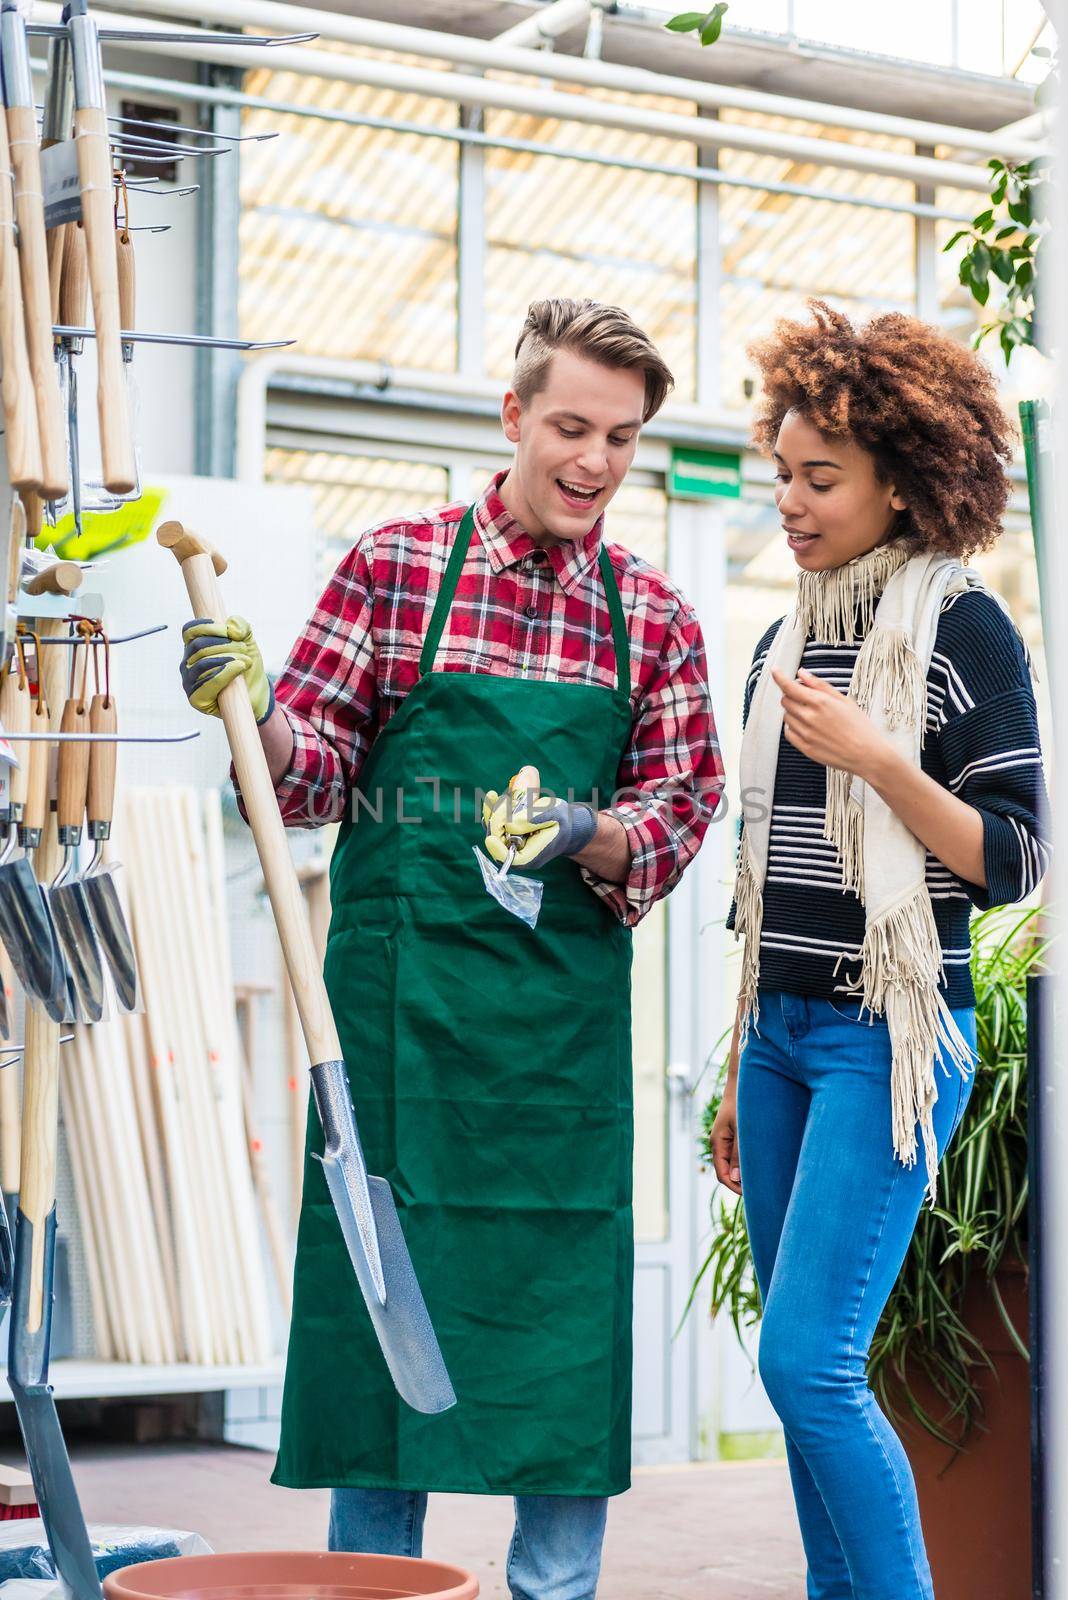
left=264, top=448, right=449, bottom=585
left=717, top=114, right=916, bottom=411
left=484, top=83, right=698, bottom=399
left=241, top=48, right=459, bottom=370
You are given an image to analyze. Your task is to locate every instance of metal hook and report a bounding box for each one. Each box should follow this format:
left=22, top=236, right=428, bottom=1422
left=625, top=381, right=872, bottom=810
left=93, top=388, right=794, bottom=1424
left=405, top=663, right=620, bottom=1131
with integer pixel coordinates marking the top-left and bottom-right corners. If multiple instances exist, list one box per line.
left=51, top=325, right=296, bottom=352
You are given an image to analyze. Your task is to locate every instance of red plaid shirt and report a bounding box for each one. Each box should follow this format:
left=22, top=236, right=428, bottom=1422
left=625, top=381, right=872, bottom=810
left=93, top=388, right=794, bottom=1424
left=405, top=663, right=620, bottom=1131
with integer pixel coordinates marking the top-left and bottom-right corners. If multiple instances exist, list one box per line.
left=268, top=472, right=723, bottom=926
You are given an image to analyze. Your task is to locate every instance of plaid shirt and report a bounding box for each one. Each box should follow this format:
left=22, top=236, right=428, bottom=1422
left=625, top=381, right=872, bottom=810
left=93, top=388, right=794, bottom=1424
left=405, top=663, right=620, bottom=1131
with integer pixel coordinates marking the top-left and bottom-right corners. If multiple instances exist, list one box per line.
left=267, top=471, right=723, bottom=926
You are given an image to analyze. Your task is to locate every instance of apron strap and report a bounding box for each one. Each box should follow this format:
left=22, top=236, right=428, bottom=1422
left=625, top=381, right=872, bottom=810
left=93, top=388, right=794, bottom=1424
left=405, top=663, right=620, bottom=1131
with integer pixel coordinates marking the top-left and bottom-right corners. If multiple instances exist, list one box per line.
left=599, top=545, right=631, bottom=701
left=420, top=504, right=632, bottom=700
left=419, top=506, right=476, bottom=678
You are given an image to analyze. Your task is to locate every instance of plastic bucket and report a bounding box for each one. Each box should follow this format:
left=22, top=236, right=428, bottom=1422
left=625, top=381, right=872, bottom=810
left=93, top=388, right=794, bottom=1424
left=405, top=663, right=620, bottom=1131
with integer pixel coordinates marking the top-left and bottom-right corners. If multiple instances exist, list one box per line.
left=102, top=1550, right=479, bottom=1599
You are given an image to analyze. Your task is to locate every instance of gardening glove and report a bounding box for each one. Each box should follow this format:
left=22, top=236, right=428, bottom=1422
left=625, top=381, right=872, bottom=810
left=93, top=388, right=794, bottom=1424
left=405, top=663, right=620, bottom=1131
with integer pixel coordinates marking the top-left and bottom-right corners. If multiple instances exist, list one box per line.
left=482, top=764, right=598, bottom=869
left=180, top=615, right=274, bottom=724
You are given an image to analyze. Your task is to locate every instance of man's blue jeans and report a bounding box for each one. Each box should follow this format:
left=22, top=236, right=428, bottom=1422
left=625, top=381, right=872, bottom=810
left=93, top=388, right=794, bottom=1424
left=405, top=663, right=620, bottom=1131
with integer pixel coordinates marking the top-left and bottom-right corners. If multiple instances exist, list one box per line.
left=737, top=990, right=977, bottom=1600
left=328, top=1486, right=608, bottom=1600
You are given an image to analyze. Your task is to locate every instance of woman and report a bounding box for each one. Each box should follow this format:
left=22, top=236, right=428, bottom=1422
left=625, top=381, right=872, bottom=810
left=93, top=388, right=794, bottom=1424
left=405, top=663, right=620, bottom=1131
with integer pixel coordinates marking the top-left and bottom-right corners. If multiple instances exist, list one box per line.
left=711, top=299, right=1049, bottom=1600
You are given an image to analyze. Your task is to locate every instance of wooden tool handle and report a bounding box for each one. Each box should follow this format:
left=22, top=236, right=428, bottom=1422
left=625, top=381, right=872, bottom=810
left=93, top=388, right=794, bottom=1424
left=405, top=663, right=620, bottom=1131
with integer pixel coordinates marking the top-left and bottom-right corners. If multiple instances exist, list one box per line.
left=116, top=227, right=135, bottom=334
left=60, top=221, right=89, bottom=329
left=0, top=662, right=31, bottom=812
left=0, top=113, right=42, bottom=491
left=0, top=941, right=20, bottom=1193
left=22, top=615, right=68, bottom=1328
left=87, top=692, right=116, bottom=828
left=158, top=520, right=342, bottom=1066
left=56, top=694, right=90, bottom=833
left=22, top=701, right=50, bottom=837
left=74, top=107, right=135, bottom=495
left=22, top=560, right=81, bottom=598
left=6, top=105, right=67, bottom=500
left=6, top=496, right=25, bottom=607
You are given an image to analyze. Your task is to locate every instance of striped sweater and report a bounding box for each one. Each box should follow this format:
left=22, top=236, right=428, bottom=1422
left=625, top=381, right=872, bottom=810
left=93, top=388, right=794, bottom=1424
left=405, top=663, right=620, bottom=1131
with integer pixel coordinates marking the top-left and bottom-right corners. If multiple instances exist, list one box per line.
left=727, top=587, right=1050, bottom=1008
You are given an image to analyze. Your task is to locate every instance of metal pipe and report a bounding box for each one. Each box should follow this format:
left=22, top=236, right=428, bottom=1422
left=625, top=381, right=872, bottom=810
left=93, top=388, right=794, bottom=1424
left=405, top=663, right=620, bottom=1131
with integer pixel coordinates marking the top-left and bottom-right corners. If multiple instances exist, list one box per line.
left=494, top=0, right=591, bottom=48
left=235, top=352, right=744, bottom=484
left=80, top=0, right=1045, bottom=164
left=1042, top=26, right=1068, bottom=1598
left=26, top=59, right=979, bottom=225
left=21, top=20, right=996, bottom=191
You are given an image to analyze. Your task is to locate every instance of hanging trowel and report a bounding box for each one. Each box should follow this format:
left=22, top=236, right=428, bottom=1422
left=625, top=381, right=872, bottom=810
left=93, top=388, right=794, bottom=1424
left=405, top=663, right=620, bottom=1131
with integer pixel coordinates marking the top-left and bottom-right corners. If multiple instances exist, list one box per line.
left=82, top=688, right=139, bottom=1012
left=47, top=674, right=105, bottom=1023
left=474, top=764, right=545, bottom=930
left=0, top=661, right=68, bottom=1021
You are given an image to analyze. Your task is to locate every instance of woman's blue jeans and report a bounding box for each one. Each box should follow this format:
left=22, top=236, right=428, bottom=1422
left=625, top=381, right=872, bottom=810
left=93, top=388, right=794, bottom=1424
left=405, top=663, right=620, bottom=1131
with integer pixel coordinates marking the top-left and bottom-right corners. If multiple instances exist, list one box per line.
left=737, top=990, right=977, bottom=1600
left=328, top=1486, right=608, bottom=1600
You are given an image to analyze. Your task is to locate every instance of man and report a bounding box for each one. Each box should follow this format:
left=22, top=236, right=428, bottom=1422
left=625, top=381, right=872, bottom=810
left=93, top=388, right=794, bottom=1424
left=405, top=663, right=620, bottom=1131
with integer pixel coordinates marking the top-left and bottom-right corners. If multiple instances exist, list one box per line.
left=180, top=298, right=722, bottom=1599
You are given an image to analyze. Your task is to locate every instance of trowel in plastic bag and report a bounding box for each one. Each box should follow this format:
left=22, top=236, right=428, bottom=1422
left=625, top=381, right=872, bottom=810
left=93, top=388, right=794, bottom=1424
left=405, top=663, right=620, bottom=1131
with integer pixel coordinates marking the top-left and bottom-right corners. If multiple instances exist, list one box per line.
left=474, top=764, right=545, bottom=930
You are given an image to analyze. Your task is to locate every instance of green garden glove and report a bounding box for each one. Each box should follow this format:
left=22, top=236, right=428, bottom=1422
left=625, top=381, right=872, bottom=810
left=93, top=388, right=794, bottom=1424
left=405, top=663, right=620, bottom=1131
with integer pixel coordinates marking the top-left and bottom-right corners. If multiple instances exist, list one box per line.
left=180, top=615, right=273, bottom=724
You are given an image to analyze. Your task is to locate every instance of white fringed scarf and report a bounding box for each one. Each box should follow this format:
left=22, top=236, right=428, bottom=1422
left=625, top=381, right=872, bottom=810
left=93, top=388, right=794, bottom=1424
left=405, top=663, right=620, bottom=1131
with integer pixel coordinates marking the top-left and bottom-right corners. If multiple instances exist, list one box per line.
left=734, top=541, right=1008, bottom=1204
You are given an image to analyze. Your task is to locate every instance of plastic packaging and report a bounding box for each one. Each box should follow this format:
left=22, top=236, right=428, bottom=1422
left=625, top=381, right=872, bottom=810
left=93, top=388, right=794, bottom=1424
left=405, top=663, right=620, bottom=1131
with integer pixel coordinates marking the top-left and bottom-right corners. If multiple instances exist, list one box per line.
left=472, top=845, right=543, bottom=930
left=0, top=1522, right=211, bottom=1593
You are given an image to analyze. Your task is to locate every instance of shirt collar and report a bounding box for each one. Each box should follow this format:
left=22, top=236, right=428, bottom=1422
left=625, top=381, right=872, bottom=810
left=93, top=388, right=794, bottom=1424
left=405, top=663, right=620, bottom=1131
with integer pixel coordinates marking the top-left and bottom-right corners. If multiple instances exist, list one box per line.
left=473, top=470, right=604, bottom=597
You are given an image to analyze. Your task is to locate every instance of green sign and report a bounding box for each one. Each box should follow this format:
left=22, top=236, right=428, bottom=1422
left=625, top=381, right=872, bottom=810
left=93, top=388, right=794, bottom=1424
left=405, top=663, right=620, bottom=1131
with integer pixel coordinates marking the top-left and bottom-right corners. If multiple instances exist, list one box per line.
left=669, top=446, right=742, bottom=500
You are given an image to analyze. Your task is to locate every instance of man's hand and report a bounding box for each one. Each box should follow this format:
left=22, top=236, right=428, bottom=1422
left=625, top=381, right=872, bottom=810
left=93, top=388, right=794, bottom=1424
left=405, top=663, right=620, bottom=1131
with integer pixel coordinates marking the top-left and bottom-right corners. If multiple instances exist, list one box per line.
left=771, top=666, right=892, bottom=779
left=181, top=615, right=273, bottom=724
left=482, top=764, right=598, bottom=869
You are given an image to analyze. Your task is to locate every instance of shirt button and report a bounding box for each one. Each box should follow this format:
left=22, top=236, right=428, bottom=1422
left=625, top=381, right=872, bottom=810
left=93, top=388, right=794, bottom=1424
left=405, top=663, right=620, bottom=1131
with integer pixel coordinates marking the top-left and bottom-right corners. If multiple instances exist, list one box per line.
left=525, top=603, right=540, bottom=619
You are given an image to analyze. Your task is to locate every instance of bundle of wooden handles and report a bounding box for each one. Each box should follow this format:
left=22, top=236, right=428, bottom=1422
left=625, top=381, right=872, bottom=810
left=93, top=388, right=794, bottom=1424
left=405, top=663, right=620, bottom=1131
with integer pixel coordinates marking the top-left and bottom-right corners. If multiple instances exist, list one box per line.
left=0, top=79, right=135, bottom=496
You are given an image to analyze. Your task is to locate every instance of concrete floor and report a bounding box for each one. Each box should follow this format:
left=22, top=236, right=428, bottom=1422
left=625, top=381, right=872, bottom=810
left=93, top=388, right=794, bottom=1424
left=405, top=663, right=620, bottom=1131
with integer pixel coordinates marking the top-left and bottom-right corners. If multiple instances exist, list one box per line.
left=62, top=1442, right=807, bottom=1598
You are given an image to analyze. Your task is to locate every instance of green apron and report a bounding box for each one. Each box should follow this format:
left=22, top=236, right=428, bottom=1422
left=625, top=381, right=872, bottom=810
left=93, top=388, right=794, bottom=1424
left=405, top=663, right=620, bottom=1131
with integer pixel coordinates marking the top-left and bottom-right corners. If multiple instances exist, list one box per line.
left=272, top=506, right=635, bottom=1497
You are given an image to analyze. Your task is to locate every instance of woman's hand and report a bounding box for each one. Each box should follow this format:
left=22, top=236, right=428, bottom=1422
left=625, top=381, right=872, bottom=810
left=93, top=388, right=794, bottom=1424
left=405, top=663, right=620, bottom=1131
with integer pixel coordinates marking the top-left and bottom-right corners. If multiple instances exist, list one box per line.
left=709, top=1086, right=742, bottom=1197
left=771, top=666, right=890, bottom=779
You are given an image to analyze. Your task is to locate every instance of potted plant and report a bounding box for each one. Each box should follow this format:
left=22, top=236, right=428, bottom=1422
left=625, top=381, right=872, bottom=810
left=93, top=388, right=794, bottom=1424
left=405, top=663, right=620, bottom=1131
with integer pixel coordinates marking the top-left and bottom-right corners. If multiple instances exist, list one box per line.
left=690, top=907, right=1049, bottom=1600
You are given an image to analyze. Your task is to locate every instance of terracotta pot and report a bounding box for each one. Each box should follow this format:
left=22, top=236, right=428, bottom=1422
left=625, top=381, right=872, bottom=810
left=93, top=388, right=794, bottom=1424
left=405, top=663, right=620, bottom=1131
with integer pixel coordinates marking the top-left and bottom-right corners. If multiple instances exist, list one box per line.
left=887, top=1263, right=1029, bottom=1600
left=102, top=1550, right=479, bottom=1600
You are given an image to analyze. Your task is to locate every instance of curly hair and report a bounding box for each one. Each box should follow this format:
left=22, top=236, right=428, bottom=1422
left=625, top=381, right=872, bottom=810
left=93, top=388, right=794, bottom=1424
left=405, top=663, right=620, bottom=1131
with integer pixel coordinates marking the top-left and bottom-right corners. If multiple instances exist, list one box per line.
left=747, top=299, right=1015, bottom=558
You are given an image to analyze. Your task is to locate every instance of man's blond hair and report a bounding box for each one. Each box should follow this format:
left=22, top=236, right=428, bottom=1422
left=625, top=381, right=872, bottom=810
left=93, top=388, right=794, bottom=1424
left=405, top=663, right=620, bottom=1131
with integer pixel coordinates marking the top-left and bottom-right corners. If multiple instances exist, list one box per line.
left=513, top=298, right=674, bottom=423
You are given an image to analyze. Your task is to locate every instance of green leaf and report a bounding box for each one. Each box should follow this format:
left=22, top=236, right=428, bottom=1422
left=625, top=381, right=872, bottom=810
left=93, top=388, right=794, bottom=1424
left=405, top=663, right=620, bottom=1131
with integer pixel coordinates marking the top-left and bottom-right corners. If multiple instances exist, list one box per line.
left=972, top=208, right=995, bottom=232
left=991, top=250, right=1014, bottom=284
left=665, top=11, right=707, bottom=31
left=943, top=230, right=970, bottom=252
left=1017, top=261, right=1034, bottom=291
left=987, top=158, right=1005, bottom=171
left=994, top=225, right=1018, bottom=242
left=970, top=241, right=992, bottom=282
left=1008, top=198, right=1032, bottom=226
left=992, top=175, right=1008, bottom=205
left=699, top=4, right=728, bottom=44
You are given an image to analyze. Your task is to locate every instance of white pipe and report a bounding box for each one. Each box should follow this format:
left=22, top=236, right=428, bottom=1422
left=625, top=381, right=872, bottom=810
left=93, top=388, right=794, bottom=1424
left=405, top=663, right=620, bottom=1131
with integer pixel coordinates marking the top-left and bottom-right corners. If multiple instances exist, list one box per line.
left=1044, top=10, right=1068, bottom=1592
left=92, top=0, right=1044, bottom=165
left=235, top=354, right=741, bottom=485
left=495, top=0, right=591, bottom=48
left=32, top=2, right=996, bottom=191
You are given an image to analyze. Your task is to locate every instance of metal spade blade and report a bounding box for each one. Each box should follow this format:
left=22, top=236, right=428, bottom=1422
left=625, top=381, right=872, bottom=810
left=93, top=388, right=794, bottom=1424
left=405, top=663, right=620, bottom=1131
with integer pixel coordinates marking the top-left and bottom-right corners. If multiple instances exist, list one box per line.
left=0, top=859, right=69, bottom=1019
left=310, top=1059, right=457, bottom=1417
left=82, top=861, right=138, bottom=1012
left=7, top=1208, right=102, bottom=1600
left=49, top=872, right=104, bottom=1023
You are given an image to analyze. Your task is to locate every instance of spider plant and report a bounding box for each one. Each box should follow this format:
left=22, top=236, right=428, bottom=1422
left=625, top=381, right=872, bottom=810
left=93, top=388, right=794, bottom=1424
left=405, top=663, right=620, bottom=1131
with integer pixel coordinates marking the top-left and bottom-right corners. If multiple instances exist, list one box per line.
left=689, top=904, right=1051, bottom=1448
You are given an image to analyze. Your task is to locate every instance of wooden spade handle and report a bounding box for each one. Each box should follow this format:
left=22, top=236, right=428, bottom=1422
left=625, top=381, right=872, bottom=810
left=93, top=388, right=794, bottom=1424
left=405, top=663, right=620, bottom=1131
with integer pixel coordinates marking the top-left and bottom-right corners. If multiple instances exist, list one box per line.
left=87, top=692, right=116, bottom=829
left=6, top=495, right=25, bottom=606
left=6, top=105, right=67, bottom=500
left=0, top=940, right=19, bottom=1193
left=74, top=107, right=135, bottom=495
left=23, top=614, right=68, bottom=1329
left=56, top=694, right=90, bottom=834
left=0, top=662, right=31, bottom=812
left=0, top=113, right=41, bottom=491
left=158, top=520, right=342, bottom=1067
left=22, top=561, right=82, bottom=598
left=60, top=221, right=89, bottom=329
